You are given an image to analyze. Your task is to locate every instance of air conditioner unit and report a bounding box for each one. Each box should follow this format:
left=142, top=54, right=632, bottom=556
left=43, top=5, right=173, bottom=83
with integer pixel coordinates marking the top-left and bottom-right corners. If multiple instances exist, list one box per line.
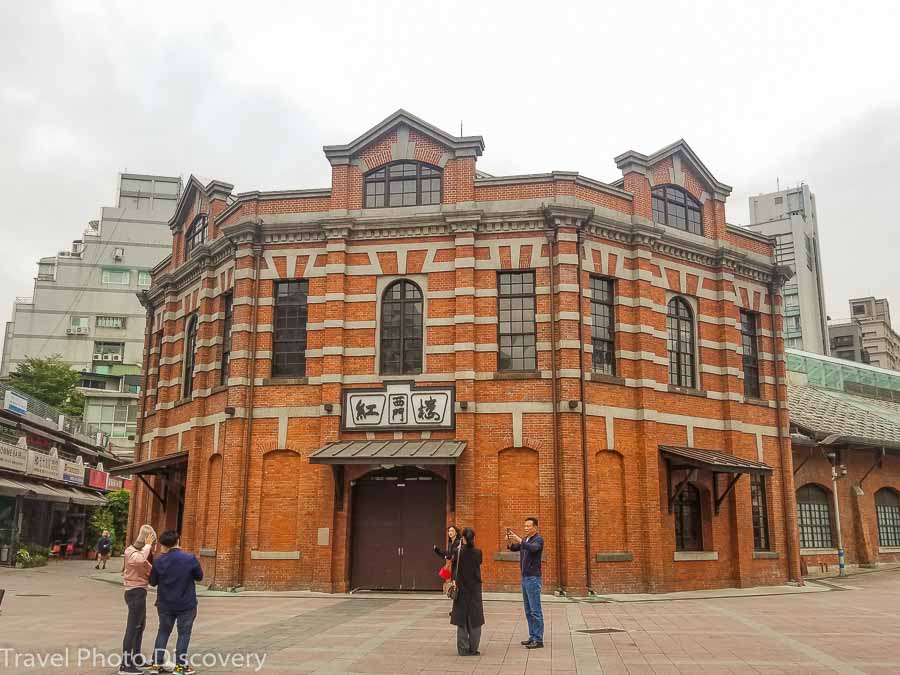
left=66, top=328, right=75, bottom=335
left=76, top=326, right=89, bottom=335
left=113, top=247, right=124, bottom=261
left=102, top=354, right=112, bottom=361
left=111, top=354, right=123, bottom=362
left=93, top=353, right=103, bottom=361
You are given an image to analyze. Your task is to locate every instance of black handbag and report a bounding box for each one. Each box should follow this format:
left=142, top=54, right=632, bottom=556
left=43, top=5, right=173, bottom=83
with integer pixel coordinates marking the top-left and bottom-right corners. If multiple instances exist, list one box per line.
left=446, top=545, right=461, bottom=600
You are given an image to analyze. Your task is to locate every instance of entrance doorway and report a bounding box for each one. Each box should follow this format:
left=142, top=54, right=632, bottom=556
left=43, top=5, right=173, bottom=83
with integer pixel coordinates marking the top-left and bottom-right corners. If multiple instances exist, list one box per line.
left=350, top=467, right=446, bottom=591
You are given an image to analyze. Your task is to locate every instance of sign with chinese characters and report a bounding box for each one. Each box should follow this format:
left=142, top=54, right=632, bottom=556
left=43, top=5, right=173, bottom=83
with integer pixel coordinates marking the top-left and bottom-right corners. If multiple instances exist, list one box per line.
left=4, top=390, right=27, bottom=416
left=107, top=475, right=125, bottom=491
left=86, top=468, right=109, bottom=490
left=0, top=441, right=27, bottom=473
left=26, top=449, right=60, bottom=480
left=342, top=382, right=454, bottom=431
left=60, top=457, right=85, bottom=484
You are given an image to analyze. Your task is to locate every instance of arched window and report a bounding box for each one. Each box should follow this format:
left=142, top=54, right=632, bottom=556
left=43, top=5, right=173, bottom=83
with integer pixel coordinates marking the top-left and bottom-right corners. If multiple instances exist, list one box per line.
left=797, top=484, right=833, bottom=549
left=380, top=280, right=423, bottom=375
left=185, top=213, right=208, bottom=256
left=364, top=161, right=442, bottom=208
left=675, top=482, right=702, bottom=551
left=875, top=488, right=900, bottom=547
left=667, top=297, right=696, bottom=389
left=182, top=315, right=198, bottom=399
left=652, top=186, right=703, bottom=235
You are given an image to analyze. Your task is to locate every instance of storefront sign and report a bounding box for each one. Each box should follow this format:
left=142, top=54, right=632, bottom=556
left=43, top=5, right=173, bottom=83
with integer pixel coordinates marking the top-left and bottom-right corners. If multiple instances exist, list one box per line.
left=86, top=468, right=109, bottom=490
left=0, top=441, right=28, bottom=473
left=342, top=382, right=454, bottom=430
left=3, top=390, right=28, bottom=416
left=26, top=449, right=60, bottom=480
left=60, top=458, right=85, bottom=484
left=106, top=475, right=125, bottom=491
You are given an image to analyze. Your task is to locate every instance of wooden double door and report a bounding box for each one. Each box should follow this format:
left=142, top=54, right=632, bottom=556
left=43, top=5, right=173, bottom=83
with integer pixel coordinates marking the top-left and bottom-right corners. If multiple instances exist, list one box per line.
left=350, top=467, right=446, bottom=591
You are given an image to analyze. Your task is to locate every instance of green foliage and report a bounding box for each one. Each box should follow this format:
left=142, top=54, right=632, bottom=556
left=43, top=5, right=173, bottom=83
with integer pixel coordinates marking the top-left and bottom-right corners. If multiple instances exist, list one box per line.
left=9, top=355, right=85, bottom=417
left=87, top=489, right=130, bottom=554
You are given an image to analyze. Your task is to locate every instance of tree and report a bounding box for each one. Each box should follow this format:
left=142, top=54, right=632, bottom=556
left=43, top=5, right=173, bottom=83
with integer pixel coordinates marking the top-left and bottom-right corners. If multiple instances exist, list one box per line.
left=87, top=489, right=131, bottom=553
left=9, top=355, right=85, bottom=417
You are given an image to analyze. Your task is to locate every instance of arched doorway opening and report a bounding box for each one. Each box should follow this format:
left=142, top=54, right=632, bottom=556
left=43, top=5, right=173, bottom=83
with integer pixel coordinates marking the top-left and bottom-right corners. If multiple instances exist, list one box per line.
left=350, top=466, right=445, bottom=591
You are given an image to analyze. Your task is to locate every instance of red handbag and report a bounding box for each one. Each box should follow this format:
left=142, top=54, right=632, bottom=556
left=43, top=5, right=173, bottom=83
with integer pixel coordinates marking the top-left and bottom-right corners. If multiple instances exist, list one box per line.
left=438, top=560, right=452, bottom=580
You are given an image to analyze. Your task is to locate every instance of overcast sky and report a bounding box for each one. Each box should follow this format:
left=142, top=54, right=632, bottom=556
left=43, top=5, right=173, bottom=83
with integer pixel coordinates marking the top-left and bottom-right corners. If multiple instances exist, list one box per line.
left=2, top=0, right=899, bottom=352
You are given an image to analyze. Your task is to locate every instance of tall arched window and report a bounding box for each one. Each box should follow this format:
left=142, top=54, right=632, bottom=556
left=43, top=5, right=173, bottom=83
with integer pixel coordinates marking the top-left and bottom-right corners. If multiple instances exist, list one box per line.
left=875, top=488, right=900, bottom=547
left=652, top=186, right=703, bottom=235
left=675, top=482, right=702, bottom=551
left=364, top=161, right=442, bottom=208
left=797, top=484, right=833, bottom=549
left=380, top=280, right=423, bottom=375
left=182, top=315, right=198, bottom=399
left=667, top=297, right=696, bottom=389
left=185, top=213, right=208, bottom=257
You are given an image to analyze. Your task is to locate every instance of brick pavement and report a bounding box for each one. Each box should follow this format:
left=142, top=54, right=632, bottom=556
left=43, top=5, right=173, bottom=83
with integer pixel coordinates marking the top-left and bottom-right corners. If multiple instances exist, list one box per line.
left=2, top=561, right=900, bottom=674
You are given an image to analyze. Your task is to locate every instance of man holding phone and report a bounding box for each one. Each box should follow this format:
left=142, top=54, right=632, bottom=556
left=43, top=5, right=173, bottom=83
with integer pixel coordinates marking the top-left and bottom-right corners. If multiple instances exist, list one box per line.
left=506, top=516, right=544, bottom=649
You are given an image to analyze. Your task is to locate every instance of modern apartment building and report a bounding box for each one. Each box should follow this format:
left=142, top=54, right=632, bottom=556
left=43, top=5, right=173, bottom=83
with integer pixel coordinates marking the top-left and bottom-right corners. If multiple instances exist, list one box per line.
left=829, top=297, right=900, bottom=371
left=745, top=185, right=829, bottom=354
left=1, top=174, right=182, bottom=458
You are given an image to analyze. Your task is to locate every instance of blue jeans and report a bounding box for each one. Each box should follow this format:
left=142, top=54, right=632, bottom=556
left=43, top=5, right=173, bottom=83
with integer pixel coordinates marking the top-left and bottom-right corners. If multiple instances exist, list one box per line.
left=521, top=576, right=544, bottom=642
left=153, top=607, right=196, bottom=667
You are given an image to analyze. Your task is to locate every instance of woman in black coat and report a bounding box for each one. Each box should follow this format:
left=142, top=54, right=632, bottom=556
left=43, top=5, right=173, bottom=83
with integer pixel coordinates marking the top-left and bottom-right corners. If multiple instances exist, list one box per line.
left=433, top=525, right=462, bottom=560
left=449, top=527, right=484, bottom=656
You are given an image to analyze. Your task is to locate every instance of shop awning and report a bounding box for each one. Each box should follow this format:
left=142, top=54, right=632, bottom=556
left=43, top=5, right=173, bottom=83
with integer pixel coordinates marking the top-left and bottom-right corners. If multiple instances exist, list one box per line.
left=53, top=486, right=107, bottom=506
left=660, top=445, right=772, bottom=475
left=309, top=440, right=466, bottom=465
left=109, top=451, right=188, bottom=476
left=0, top=475, right=30, bottom=497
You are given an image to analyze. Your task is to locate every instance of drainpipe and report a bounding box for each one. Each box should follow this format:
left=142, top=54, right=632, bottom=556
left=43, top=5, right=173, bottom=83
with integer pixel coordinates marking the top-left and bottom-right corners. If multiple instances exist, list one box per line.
left=235, top=220, right=263, bottom=589
left=575, top=225, right=594, bottom=595
left=129, top=290, right=154, bottom=543
left=829, top=455, right=847, bottom=576
left=769, top=277, right=800, bottom=584
left=546, top=221, right=565, bottom=595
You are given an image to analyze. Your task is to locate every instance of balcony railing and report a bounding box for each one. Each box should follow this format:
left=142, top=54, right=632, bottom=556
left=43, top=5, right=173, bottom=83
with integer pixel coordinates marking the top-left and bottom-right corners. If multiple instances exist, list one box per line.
left=0, top=382, right=108, bottom=449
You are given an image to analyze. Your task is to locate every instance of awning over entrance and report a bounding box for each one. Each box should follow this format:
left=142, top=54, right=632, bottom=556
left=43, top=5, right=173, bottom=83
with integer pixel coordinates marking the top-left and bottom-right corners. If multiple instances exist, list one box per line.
left=660, top=445, right=773, bottom=475
left=109, top=451, right=188, bottom=476
left=0, top=475, right=106, bottom=505
left=309, top=440, right=466, bottom=465
left=660, top=445, right=773, bottom=515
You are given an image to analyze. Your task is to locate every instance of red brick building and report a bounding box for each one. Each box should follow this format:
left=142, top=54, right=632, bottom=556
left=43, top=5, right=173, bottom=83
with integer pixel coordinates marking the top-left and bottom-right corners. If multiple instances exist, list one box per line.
left=123, top=110, right=801, bottom=594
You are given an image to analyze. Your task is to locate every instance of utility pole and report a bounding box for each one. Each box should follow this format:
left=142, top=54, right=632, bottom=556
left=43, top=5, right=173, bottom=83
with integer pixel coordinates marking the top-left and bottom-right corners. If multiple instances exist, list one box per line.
left=830, top=456, right=847, bottom=576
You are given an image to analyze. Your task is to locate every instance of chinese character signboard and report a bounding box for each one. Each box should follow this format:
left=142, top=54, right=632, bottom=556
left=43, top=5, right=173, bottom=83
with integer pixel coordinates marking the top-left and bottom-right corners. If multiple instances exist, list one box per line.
left=107, top=475, right=125, bottom=491
left=60, top=457, right=85, bottom=484
left=26, top=450, right=60, bottom=480
left=3, top=390, right=27, bottom=416
left=342, top=383, right=454, bottom=431
left=86, top=468, right=109, bottom=490
left=0, top=441, right=27, bottom=473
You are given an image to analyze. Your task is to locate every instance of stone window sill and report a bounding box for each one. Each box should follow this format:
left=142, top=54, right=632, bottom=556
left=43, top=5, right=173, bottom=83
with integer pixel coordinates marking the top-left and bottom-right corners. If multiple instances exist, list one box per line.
left=753, top=550, right=780, bottom=560
left=173, top=396, right=192, bottom=409
left=494, top=551, right=519, bottom=562
left=667, top=385, right=708, bottom=398
left=800, top=548, right=838, bottom=556
left=743, top=397, right=772, bottom=408
left=878, top=546, right=900, bottom=553
left=262, top=377, right=309, bottom=386
left=199, top=548, right=216, bottom=558
left=595, top=551, right=633, bottom=562
left=588, top=373, right=626, bottom=386
left=210, top=385, right=228, bottom=395
left=493, top=370, right=540, bottom=381
left=673, top=551, right=718, bottom=561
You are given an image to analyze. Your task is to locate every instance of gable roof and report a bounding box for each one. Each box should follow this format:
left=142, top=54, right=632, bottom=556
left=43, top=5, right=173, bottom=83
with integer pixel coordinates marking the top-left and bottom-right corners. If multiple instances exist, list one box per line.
left=323, top=109, right=484, bottom=166
left=169, top=174, right=234, bottom=230
left=614, top=139, right=732, bottom=200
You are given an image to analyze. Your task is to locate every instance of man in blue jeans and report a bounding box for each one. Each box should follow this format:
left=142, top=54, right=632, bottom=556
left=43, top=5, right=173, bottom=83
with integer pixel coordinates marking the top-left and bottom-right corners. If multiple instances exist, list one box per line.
left=149, top=530, right=203, bottom=674
left=507, top=516, right=544, bottom=649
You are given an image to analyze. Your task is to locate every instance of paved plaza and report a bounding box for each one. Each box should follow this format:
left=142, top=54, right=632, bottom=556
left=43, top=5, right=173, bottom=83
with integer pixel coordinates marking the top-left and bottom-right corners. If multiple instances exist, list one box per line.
left=2, top=562, right=900, bottom=674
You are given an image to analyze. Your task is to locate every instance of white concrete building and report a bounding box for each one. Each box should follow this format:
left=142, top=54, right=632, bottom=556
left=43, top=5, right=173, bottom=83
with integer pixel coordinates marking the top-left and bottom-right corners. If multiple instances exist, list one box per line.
left=1, top=174, right=182, bottom=458
left=744, top=185, right=829, bottom=354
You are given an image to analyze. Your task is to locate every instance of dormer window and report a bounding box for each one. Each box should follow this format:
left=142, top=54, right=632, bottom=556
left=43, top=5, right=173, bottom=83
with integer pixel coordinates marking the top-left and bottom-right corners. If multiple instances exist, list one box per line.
left=364, top=161, right=442, bottom=208
left=651, top=186, right=703, bottom=236
left=185, top=213, right=209, bottom=256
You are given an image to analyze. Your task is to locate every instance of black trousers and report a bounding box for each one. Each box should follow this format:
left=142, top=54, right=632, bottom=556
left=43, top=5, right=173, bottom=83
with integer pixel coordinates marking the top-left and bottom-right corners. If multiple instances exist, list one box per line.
left=456, top=618, right=482, bottom=655
left=122, top=587, right=147, bottom=668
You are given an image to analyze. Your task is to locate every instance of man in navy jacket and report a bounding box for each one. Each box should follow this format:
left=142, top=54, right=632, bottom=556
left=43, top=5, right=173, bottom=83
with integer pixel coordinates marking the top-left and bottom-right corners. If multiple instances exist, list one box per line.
left=506, top=516, right=544, bottom=649
left=149, top=530, right=203, bottom=673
